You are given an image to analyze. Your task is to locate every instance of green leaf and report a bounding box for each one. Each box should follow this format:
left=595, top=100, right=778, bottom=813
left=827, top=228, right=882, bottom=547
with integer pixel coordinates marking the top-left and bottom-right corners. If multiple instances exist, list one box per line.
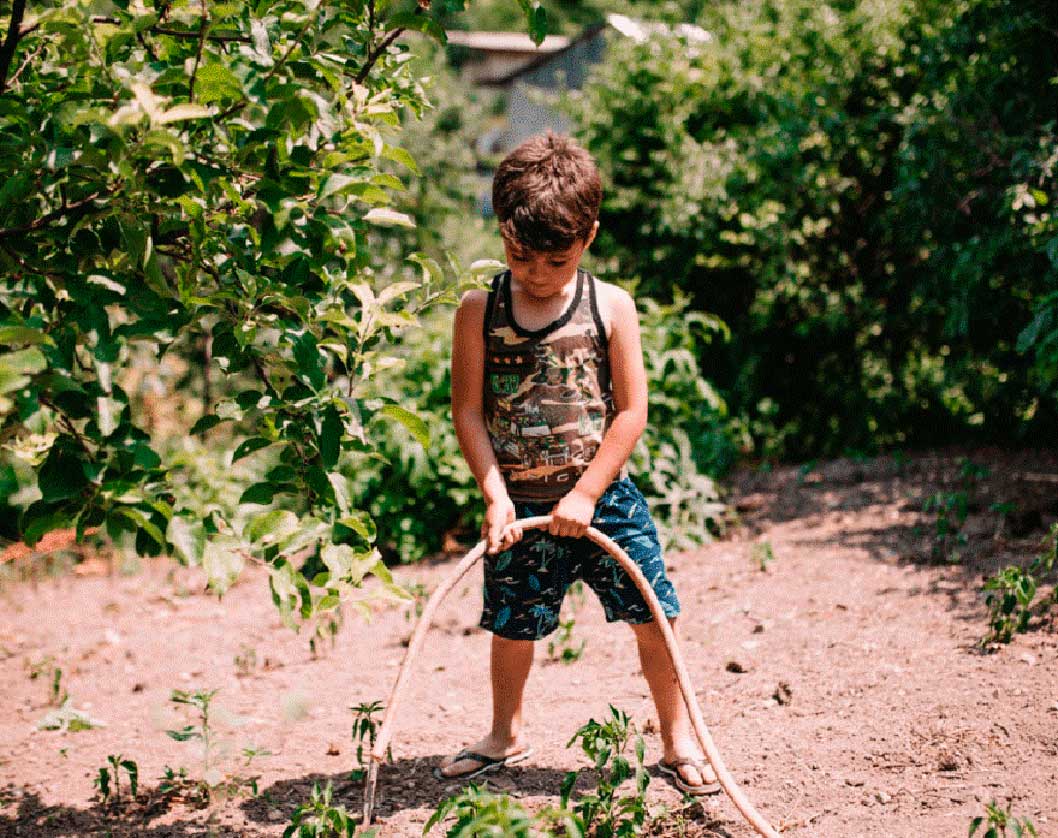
left=232, top=437, right=272, bottom=462
left=319, top=404, right=341, bottom=468
left=240, top=482, right=277, bottom=505
left=202, top=539, right=244, bottom=595
left=363, top=208, right=415, bottom=228
left=0, top=326, right=54, bottom=347
left=381, top=143, right=420, bottom=175
left=194, top=63, right=243, bottom=104
left=244, top=509, right=299, bottom=544
left=38, top=438, right=88, bottom=501
left=378, top=404, right=429, bottom=448
left=292, top=333, right=325, bottom=391
left=336, top=510, right=376, bottom=542
left=190, top=415, right=223, bottom=435
left=167, top=516, right=203, bottom=565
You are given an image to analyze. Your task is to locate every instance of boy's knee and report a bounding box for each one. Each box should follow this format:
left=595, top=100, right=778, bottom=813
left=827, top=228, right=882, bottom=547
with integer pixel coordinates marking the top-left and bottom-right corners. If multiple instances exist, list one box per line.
left=631, top=616, right=677, bottom=645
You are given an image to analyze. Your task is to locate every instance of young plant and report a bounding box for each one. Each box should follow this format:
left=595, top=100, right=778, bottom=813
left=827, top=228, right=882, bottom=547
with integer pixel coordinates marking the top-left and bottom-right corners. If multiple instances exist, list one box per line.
left=166, top=687, right=266, bottom=799
left=751, top=540, right=775, bottom=572
left=563, top=706, right=650, bottom=838
left=923, top=458, right=989, bottom=563
left=547, top=618, right=585, bottom=664
left=922, top=491, right=970, bottom=562
left=26, top=656, right=67, bottom=706
left=351, top=700, right=387, bottom=769
left=284, top=780, right=373, bottom=838
left=983, top=524, right=1058, bottom=644
left=404, top=582, right=430, bottom=622
left=95, top=754, right=138, bottom=806
left=424, top=783, right=535, bottom=838
left=234, top=645, right=258, bottom=677
left=969, top=801, right=1037, bottom=837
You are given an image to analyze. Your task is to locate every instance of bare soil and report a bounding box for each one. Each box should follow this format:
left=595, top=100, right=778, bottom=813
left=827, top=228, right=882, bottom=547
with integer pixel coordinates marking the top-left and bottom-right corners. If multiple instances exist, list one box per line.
left=1, top=447, right=1056, bottom=838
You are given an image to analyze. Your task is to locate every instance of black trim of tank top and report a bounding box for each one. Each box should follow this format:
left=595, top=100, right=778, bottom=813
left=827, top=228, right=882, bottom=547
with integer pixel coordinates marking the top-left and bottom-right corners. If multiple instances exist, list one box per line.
left=502, top=268, right=584, bottom=339
left=482, top=273, right=501, bottom=342
left=586, top=271, right=609, bottom=355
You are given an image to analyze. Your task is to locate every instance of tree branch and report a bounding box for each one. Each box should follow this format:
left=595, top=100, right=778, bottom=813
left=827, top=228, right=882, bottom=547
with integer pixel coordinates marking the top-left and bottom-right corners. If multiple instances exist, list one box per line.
left=355, top=27, right=405, bottom=84
left=188, top=0, right=209, bottom=102
left=0, top=189, right=113, bottom=241
left=0, top=0, right=27, bottom=94
left=86, top=16, right=250, bottom=43
left=8, top=35, right=43, bottom=87
left=214, top=12, right=317, bottom=121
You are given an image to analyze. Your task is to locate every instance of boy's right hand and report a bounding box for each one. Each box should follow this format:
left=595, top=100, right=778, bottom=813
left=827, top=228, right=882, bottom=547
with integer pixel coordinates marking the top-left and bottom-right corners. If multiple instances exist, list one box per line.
left=483, top=497, right=523, bottom=554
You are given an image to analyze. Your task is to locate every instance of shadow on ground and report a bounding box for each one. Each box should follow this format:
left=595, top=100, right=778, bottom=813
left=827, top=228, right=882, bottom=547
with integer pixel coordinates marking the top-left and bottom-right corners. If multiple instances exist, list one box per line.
left=730, top=447, right=1058, bottom=626
left=0, top=782, right=272, bottom=837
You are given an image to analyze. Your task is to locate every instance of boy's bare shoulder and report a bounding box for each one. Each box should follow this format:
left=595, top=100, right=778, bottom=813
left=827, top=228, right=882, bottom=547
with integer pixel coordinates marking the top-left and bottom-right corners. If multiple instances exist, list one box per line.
left=458, top=288, right=490, bottom=310
left=592, top=278, right=637, bottom=339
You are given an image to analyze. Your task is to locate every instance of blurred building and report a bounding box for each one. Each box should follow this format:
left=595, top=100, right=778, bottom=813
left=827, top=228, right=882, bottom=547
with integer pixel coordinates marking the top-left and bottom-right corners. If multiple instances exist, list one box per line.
left=449, top=14, right=711, bottom=161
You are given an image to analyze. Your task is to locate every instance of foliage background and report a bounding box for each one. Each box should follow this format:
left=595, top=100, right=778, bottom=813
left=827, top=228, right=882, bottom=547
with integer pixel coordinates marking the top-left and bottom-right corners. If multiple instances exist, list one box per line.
left=569, top=0, right=1058, bottom=460
left=2, top=0, right=1056, bottom=584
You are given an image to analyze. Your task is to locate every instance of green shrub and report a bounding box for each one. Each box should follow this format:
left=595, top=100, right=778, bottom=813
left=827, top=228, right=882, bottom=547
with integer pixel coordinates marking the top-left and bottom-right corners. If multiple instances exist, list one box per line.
left=571, top=0, right=1058, bottom=459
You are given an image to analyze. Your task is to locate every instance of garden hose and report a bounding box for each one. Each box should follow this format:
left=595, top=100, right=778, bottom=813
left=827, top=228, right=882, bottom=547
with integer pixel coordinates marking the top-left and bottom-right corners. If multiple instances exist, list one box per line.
left=363, top=516, right=782, bottom=838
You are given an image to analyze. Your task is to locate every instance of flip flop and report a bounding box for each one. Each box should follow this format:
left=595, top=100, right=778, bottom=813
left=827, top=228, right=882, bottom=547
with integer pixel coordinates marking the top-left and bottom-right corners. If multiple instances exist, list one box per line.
left=658, top=757, right=722, bottom=796
left=433, top=746, right=534, bottom=781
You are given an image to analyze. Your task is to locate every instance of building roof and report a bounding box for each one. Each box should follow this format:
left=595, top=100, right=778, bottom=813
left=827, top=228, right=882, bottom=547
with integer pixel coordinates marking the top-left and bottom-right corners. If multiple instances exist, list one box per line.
left=445, top=30, right=571, bottom=53
left=491, top=14, right=711, bottom=86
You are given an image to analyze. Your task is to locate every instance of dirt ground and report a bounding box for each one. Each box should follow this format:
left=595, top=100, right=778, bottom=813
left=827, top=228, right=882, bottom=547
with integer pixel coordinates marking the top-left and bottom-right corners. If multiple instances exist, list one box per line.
left=1, top=447, right=1056, bottom=838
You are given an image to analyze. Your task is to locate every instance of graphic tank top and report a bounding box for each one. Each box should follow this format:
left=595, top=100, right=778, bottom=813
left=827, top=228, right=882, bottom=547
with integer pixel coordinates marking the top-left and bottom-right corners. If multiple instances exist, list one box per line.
left=482, top=269, right=615, bottom=502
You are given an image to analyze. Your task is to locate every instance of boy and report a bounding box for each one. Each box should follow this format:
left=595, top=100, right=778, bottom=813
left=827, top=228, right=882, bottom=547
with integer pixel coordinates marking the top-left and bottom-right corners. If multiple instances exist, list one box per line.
left=442, top=133, right=718, bottom=795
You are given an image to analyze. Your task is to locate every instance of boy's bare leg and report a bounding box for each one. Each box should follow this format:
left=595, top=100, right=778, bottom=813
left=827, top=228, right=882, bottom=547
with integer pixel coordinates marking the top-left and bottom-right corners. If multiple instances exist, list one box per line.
left=631, top=618, right=717, bottom=787
left=438, top=635, right=534, bottom=776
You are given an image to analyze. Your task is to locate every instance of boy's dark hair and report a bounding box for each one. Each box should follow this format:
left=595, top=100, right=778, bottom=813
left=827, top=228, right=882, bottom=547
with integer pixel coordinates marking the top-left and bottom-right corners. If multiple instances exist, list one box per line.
left=492, top=132, right=602, bottom=253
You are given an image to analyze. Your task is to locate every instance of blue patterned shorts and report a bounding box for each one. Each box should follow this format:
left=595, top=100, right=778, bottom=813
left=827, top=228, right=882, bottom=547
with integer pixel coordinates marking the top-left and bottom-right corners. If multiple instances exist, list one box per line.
left=480, top=476, right=681, bottom=641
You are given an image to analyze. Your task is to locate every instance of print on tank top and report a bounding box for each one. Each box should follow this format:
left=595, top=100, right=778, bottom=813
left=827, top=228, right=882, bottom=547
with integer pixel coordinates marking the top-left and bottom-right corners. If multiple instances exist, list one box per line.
left=482, top=269, right=614, bottom=502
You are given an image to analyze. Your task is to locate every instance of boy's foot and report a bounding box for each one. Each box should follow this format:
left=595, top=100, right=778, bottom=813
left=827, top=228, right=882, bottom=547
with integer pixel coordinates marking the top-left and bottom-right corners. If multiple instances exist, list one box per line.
left=658, top=756, right=721, bottom=796
left=434, top=737, right=533, bottom=780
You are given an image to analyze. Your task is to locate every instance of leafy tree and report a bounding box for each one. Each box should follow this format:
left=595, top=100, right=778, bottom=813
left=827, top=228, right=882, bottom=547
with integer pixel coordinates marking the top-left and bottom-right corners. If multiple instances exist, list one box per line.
left=0, top=0, right=543, bottom=628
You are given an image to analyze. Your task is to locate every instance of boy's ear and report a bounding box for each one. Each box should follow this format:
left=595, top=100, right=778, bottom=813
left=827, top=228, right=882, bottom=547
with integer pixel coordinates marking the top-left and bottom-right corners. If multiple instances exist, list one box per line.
left=584, top=220, right=600, bottom=249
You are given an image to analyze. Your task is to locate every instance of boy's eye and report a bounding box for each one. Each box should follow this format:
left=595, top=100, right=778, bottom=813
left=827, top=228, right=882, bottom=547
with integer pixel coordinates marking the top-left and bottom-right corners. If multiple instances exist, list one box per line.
left=548, top=259, right=568, bottom=268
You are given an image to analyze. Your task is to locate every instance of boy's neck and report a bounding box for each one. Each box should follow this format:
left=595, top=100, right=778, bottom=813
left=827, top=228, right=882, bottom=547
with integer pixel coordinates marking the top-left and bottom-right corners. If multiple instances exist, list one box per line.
left=510, top=267, right=581, bottom=304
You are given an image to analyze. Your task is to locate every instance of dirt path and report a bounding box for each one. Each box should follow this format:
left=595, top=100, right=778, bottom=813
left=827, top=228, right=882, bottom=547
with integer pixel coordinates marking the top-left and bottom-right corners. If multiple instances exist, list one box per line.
left=1, top=448, right=1056, bottom=837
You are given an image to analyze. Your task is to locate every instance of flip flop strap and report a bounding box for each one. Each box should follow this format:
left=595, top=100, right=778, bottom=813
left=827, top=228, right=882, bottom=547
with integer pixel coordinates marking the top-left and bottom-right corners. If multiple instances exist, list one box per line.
left=453, top=749, right=503, bottom=766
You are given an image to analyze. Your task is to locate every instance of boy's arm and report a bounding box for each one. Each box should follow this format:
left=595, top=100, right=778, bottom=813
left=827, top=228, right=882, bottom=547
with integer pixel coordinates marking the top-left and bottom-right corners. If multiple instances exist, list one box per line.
left=549, top=285, right=648, bottom=538
left=451, top=289, right=524, bottom=553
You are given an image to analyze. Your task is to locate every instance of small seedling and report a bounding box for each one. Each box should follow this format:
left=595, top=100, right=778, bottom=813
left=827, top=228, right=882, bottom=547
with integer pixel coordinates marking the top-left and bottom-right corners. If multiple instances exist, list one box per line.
left=969, top=800, right=1037, bottom=837
left=424, top=783, right=534, bottom=838
left=26, top=656, right=67, bottom=706
left=922, top=491, right=969, bottom=562
left=166, top=687, right=268, bottom=801
left=548, top=618, right=585, bottom=664
left=95, top=754, right=138, bottom=806
left=796, top=459, right=818, bottom=485
left=989, top=502, right=1017, bottom=539
left=564, top=705, right=650, bottom=837
left=350, top=700, right=389, bottom=781
left=404, top=582, right=429, bottom=622
left=234, top=645, right=257, bottom=677
left=752, top=540, right=775, bottom=572
left=284, top=780, right=372, bottom=838
left=983, top=524, right=1058, bottom=644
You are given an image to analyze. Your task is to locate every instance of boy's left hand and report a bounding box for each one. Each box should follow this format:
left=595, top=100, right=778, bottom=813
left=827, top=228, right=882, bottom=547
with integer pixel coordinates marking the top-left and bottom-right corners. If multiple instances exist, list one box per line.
left=548, top=488, right=597, bottom=538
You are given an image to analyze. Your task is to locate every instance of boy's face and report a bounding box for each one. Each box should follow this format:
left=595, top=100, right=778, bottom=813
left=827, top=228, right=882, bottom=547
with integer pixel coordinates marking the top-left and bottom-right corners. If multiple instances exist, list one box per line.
left=502, top=222, right=599, bottom=301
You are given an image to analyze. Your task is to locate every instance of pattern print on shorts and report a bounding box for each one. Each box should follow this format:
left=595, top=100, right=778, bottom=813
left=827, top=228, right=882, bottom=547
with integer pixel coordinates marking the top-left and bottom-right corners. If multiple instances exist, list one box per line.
left=480, top=477, right=680, bottom=640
